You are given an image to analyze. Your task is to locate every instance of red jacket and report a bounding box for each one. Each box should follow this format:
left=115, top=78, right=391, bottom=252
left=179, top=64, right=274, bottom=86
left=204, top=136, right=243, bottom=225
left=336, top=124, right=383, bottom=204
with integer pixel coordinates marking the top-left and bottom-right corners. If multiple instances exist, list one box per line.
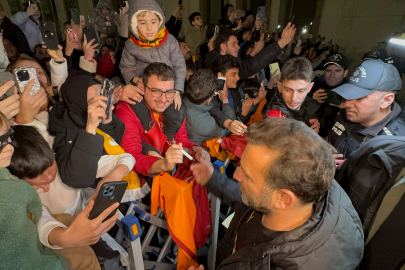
left=266, top=109, right=287, bottom=118
left=116, top=102, right=196, bottom=176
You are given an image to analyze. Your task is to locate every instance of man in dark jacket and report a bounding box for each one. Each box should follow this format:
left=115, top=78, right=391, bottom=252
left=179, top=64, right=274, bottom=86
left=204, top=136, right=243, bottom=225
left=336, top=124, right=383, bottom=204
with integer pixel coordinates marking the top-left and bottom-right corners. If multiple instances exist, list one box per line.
left=263, top=57, right=321, bottom=133
left=203, top=22, right=296, bottom=80
left=0, top=4, right=31, bottom=55
left=328, top=59, right=405, bottom=159
left=310, top=53, right=349, bottom=137
left=191, top=117, right=364, bottom=269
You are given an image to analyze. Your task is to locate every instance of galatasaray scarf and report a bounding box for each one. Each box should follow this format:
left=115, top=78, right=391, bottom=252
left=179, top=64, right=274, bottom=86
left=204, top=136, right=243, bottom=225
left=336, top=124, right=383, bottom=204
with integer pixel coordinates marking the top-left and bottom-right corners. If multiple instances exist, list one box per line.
left=130, top=26, right=169, bottom=49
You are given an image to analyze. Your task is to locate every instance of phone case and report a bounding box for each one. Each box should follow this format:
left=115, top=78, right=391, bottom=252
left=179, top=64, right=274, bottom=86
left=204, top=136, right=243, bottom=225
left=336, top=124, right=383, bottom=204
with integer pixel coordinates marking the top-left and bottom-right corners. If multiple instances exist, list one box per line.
left=269, top=63, right=281, bottom=76
left=217, top=77, right=226, bottom=91
left=257, top=6, right=265, bottom=22
left=100, top=79, right=115, bottom=119
left=0, top=72, right=15, bottom=101
left=323, top=89, right=342, bottom=106
left=71, top=8, right=80, bottom=24
left=82, top=26, right=100, bottom=49
left=40, top=21, right=58, bottom=50
left=214, top=25, right=220, bottom=37
left=13, top=67, right=41, bottom=96
left=88, top=181, right=128, bottom=221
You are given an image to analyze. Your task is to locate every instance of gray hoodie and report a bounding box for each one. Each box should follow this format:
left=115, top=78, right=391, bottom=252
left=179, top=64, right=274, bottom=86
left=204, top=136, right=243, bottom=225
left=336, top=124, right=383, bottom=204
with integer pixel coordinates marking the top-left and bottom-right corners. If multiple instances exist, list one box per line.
left=120, top=0, right=186, bottom=91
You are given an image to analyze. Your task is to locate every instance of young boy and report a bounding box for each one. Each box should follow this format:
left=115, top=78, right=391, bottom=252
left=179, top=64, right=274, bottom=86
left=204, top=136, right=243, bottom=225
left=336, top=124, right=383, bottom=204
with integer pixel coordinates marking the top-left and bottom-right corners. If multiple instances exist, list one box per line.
left=185, top=12, right=207, bottom=60
left=120, top=0, right=186, bottom=108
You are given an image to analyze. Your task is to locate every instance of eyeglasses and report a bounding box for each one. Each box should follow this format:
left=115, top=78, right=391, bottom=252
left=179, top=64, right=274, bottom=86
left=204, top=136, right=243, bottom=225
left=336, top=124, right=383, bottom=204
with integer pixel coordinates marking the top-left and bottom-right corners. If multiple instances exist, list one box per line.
left=0, top=128, right=18, bottom=152
left=145, top=85, right=176, bottom=98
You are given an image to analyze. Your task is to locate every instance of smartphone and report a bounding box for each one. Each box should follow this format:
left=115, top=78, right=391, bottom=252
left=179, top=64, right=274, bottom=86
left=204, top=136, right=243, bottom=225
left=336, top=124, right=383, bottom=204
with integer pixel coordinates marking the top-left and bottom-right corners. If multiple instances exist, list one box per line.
left=0, top=72, right=15, bottom=101
left=269, top=62, right=281, bottom=76
left=214, top=25, right=220, bottom=37
left=323, top=89, right=343, bottom=106
left=257, top=6, right=265, bottom=22
left=39, top=21, right=58, bottom=50
left=100, top=79, right=115, bottom=119
left=178, top=0, right=182, bottom=4
left=13, top=67, right=41, bottom=95
left=82, top=26, right=100, bottom=49
left=217, top=77, right=226, bottom=91
left=71, top=8, right=80, bottom=25
left=297, top=39, right=302, bottom=47
left=66, top=28, right=78, bottom=39
left=88, top=181, right=128, bottom=221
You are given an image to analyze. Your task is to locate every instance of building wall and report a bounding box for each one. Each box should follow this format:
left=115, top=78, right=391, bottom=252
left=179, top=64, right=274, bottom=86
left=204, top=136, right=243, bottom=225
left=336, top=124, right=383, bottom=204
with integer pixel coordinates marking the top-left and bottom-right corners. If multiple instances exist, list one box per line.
left=318, top=0, right=405, bottom=99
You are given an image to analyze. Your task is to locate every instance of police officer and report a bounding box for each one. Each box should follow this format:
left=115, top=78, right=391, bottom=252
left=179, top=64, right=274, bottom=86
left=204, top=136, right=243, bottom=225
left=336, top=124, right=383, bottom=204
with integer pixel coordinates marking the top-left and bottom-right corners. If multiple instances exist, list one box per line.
left=328, top=59, right=405, bottom=161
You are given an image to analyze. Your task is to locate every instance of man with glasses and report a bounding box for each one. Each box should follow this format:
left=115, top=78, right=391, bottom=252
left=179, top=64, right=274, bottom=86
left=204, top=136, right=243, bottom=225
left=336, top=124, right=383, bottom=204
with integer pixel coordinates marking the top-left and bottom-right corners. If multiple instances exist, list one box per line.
left=116, top=63, right=210, bottom=179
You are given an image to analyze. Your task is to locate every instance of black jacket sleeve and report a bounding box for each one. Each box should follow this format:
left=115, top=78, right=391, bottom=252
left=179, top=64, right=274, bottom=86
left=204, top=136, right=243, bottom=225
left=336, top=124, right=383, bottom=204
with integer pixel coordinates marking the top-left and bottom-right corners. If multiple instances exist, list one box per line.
left=165, top=15, right=182, bottom=38
left=205, top=169, right=243, bottom=210
left=10, top=23, right=31, bottom=55
left=238, top=42, right=282, bottom=80
left=57, top=130, right=104, bottom=188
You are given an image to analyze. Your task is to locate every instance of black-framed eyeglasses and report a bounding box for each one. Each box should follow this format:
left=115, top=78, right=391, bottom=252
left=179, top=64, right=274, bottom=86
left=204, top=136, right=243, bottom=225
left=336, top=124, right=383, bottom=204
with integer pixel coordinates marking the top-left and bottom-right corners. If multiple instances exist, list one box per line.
left=145, top=85, right=176, bottom=98
left=0, top=128, right=18, bottom=152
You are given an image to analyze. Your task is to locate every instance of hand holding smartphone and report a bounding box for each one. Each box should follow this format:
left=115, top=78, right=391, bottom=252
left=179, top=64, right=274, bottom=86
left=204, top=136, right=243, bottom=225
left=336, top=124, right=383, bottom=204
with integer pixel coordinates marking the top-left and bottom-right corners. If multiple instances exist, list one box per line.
left=82, top=26, right=101, bottom=50
left=88, top=181, right=128, bottom=221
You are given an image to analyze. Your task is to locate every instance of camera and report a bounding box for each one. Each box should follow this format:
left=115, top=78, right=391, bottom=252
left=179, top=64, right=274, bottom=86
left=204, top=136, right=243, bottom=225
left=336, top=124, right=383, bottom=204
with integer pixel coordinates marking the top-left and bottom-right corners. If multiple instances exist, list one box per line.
left=44, top=31, right=54, bottom=39
left=16, top=70, right=30, bottom=82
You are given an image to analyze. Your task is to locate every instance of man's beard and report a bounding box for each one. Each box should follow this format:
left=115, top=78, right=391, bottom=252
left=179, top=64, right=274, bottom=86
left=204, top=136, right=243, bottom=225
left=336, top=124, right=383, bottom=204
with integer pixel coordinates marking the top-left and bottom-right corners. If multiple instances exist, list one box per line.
left=241, top=186, right=273, bottom=215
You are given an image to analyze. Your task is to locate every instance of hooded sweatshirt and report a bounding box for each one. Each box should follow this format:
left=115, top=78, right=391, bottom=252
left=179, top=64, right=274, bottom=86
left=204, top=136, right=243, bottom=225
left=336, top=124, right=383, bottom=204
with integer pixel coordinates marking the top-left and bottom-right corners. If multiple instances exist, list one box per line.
left=119, top=0, right=186, bottom=92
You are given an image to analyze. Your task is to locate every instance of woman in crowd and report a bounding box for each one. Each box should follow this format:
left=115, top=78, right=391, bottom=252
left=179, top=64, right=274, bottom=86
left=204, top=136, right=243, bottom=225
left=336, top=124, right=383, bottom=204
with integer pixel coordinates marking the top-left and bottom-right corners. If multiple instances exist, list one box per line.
left=48, top=72, right=128, bottom=190
left=10, top=1, right=43, bottom=52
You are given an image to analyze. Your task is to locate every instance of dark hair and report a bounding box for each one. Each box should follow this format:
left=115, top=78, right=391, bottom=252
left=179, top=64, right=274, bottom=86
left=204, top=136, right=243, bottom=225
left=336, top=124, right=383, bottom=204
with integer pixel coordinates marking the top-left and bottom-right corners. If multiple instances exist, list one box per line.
left=240, top=40, right=254, bottom=59
left=189, top=12, right=202, bottom=25
left=212, top=55, right=240, bottom=76
left=185, top=58, right=195, bottom=72
left=280, top=57, right=313, bottom=83
left=105, top=36, right=116, bottom=45
left=242, top=10, right=255, bottom=23
left=34, top=44, right=43, bottom=53
left=100, top=44, right=112, bottom=52
left=186, top=69, right=217, bottom=105
left=247, top=117, right=335, bottom=204
left=241, top=78, right=261, bottom=98
left=142, top=63, right=176, bottom=86
left=63, top=21, right=71, bottom=27
left=214, top=30, right=237, bottom=53
left=237, top=27, right=252, bottom=43
left=221, top=4, right=233, bottom=18
left=9, top=125, right=55, bottom=180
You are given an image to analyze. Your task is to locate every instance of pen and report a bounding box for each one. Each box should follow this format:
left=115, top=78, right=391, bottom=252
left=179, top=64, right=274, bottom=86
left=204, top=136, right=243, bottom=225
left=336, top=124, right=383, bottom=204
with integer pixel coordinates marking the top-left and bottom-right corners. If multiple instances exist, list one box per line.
left=181, top=149, right=198, bottom=163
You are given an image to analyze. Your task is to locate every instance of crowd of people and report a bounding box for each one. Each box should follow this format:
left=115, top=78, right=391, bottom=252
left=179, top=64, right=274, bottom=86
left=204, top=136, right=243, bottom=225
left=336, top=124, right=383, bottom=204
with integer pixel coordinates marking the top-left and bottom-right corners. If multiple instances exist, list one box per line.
left=0, top=0, right=404, bottom=269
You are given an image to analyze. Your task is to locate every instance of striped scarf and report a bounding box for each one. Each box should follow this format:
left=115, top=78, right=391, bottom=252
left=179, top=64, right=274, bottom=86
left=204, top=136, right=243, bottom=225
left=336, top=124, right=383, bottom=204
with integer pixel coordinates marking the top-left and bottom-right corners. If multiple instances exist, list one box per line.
left=130, top=27, right=169, bottom=49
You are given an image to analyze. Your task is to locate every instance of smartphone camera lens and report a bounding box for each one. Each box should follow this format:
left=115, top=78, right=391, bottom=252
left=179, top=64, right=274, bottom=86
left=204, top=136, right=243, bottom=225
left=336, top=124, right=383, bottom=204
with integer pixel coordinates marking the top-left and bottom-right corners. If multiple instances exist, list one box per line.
left=44, top=31, right=54, bottom=39
left=17, top=70, right=30, bottom=81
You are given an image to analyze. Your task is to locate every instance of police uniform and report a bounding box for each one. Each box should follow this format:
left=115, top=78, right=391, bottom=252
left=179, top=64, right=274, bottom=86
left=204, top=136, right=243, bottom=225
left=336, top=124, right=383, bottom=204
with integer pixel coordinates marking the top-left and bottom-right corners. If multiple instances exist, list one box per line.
left=328, top=102, right=404, bottom=158
left=327, top=59, right=404, bottom=158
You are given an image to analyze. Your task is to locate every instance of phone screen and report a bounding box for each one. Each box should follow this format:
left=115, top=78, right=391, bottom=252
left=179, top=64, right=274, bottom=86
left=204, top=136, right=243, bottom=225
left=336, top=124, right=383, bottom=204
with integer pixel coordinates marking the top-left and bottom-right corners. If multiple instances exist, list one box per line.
left=269, top=63, right=281, bottom=76
left=214, top=25, right=220, bottom=37
left=217, top=77, right=226, bottom=91
left=101, top=79, right=115, bottom=119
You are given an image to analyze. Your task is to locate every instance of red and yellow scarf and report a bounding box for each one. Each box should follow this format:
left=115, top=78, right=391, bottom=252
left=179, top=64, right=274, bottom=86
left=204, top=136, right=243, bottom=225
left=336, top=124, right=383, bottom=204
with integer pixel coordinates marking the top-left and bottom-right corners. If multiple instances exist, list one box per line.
left=130, top=26, right=169, bottom=49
